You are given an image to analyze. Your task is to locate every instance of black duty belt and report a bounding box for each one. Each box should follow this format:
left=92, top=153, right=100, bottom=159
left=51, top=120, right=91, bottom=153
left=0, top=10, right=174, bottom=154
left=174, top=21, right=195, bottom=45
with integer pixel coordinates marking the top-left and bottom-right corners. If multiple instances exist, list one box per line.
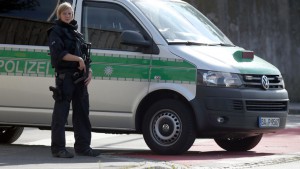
left=55, top=71, right=86, bottom=84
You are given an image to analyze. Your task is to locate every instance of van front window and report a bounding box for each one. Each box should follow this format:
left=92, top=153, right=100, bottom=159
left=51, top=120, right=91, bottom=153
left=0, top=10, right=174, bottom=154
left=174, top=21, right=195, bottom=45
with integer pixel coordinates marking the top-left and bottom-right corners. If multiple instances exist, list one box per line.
left=133, top=0, right=233, bottom=45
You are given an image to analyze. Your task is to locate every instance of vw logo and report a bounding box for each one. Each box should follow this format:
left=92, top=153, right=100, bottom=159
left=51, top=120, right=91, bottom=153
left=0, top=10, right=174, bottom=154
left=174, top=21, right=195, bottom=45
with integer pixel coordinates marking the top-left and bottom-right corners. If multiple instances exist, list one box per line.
left=261, top=75, right=269, bottom=90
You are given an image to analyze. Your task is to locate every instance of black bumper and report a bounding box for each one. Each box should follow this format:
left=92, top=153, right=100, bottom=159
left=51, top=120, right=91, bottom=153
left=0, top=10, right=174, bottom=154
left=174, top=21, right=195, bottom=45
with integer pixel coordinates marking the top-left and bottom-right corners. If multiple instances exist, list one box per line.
left=190, top=86, right=289, bottom=138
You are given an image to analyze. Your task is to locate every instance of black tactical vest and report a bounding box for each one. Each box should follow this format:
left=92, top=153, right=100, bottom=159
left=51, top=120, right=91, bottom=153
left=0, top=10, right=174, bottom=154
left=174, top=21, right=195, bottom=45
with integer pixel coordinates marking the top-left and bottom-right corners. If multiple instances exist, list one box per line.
left=48, top=20, right=83, bottom=72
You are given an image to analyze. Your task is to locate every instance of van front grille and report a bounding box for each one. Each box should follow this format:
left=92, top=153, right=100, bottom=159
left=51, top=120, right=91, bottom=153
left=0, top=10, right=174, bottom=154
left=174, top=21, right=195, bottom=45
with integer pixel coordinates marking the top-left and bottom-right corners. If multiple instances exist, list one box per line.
left=246, top=101, right=288, bottom=111
left=241, top=74, right=284, bottom=89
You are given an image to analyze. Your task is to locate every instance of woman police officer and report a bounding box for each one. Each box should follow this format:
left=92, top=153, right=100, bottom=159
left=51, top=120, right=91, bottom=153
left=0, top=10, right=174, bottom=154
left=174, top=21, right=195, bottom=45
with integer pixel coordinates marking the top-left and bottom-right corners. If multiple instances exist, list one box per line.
left=47, top=2, right=99, bottom=158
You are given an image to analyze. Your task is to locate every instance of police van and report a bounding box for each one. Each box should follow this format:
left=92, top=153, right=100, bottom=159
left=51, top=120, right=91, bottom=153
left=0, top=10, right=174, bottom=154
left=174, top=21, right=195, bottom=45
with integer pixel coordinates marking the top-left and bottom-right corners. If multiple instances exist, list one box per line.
left=0, top=0, right=289, bottom=155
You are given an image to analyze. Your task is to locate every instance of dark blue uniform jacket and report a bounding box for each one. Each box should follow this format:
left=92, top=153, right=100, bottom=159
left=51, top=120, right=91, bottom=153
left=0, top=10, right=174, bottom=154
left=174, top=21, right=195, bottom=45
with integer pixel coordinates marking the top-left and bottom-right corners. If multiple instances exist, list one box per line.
left=47, top=19, right=83, bottom=72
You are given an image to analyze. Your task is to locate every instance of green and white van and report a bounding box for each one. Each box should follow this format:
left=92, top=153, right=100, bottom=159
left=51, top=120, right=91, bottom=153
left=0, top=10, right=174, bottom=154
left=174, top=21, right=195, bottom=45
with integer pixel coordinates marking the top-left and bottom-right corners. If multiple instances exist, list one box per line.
left=0, top=0, right=289, bottom=155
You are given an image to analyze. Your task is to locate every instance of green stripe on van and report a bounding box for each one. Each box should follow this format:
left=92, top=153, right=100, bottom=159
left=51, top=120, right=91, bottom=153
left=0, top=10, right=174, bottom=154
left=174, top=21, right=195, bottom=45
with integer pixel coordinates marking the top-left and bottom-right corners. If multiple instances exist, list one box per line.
left=0, top=48, right=197, bottom=84
left=0, top=48, right=49, bottom=59
left=0, top=49, right=54, bottom=76
left=92, top=54, right=151, bottom=65
left=150, top=57, right=196, bottom=83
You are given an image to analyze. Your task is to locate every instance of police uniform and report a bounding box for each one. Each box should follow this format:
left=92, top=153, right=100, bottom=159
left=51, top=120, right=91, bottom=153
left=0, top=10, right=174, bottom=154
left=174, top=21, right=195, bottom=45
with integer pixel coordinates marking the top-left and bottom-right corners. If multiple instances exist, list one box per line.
left=47, top=19, right=93, bottom=156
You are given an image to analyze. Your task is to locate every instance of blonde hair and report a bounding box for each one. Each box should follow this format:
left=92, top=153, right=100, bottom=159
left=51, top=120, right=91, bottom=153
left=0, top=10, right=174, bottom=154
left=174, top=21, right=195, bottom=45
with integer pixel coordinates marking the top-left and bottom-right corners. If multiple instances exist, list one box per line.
left=56, top=2, right=74, bottom=19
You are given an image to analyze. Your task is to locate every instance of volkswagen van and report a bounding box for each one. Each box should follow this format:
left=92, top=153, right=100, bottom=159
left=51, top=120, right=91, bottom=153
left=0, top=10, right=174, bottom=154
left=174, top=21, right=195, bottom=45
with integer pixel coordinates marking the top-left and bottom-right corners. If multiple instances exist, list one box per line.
left=0, top=0, right=289, bottom=155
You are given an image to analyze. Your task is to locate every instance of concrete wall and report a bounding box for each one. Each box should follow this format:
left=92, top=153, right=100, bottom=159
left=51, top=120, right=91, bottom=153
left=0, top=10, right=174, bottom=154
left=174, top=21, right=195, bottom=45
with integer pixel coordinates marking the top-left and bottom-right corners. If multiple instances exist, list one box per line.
left=185, top=0, right=300, bottom=102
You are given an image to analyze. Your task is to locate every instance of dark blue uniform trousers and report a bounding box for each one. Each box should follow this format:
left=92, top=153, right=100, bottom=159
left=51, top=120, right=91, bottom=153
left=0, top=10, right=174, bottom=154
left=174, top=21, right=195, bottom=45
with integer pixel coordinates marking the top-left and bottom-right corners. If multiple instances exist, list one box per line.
left=51, top=74, right=91, bottom=153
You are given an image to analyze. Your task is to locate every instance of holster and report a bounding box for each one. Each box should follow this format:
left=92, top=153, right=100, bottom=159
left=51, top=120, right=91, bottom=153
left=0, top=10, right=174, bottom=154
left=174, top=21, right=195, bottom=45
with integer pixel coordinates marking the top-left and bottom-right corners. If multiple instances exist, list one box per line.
left=49, top=86, right=62, bottom=101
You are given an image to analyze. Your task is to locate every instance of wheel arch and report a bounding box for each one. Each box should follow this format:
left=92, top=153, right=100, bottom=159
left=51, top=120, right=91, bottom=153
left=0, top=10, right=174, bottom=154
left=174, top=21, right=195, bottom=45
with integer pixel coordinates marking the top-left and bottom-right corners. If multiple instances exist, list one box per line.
left=135, top=89, right=196, bottom=133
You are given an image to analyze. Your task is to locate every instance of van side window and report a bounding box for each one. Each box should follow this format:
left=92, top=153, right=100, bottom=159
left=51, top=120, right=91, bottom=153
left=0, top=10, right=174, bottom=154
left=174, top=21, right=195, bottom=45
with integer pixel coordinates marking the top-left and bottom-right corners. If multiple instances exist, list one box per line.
left=81, top=2, right=142, bottom=51
left=0, top=0, right=72, bottom=46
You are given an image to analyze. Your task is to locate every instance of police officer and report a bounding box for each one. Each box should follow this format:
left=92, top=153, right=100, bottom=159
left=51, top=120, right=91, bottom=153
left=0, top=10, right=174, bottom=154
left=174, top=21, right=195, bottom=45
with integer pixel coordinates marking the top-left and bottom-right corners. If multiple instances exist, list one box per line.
left=47, top=2, right=99, bottom=158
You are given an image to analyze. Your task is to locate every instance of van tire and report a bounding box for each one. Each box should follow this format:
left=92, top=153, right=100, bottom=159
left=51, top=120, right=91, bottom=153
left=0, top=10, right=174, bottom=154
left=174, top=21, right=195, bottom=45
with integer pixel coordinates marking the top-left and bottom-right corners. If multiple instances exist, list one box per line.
left=214, top=134, right=263, bottom=151
left=142, top=99, right=196, bottom=155
left=0, top=127, right=24, bottom=144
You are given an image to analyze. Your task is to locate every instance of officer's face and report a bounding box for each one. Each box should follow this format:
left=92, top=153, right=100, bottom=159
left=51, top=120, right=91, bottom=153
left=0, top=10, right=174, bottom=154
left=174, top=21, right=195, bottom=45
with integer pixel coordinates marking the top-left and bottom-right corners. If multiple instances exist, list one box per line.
left=60, top=8, right=73, bottom=24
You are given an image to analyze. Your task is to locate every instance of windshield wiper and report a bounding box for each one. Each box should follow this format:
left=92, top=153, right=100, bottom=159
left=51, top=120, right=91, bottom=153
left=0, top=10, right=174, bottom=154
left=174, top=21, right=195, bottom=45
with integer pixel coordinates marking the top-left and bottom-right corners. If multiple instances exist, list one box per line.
left=209, top=43, right=236, bottom=47
left=169, top=41, right=235, bottom=47
left=169, top=41, right=212, bottom=46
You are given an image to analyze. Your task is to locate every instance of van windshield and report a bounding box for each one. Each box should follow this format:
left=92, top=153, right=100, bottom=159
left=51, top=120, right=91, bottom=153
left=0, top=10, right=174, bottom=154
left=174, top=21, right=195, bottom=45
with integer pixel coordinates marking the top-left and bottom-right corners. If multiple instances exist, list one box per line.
left=132, top=0, right=233, bottom=45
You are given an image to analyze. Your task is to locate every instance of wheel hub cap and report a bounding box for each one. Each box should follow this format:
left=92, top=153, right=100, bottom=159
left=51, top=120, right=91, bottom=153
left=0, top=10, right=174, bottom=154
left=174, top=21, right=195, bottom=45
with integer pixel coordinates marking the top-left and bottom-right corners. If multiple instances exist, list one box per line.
left=162, top=124, right=170, bottom=132
left=152, top=110, right=182, bottom=146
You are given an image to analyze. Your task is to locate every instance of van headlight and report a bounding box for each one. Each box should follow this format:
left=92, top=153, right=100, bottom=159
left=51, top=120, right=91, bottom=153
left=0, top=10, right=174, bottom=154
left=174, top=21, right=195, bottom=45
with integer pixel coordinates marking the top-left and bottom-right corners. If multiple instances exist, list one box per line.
left=197, top=70, right=242, bottom=88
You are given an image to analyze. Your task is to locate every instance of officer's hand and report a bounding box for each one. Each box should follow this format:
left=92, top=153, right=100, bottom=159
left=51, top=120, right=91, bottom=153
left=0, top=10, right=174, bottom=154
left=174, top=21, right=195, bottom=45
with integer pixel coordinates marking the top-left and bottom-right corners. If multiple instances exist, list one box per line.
left=85, top=70, right=92, bottom=86
left=78, top=57, right=86, bottom=73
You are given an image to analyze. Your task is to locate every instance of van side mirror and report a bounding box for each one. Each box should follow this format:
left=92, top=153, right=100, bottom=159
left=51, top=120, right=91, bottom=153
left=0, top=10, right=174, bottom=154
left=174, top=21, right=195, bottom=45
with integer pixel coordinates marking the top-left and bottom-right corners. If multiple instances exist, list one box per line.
left=120, top=30, right=159, bottom=54
left=120, top=30, right=151, bottom=47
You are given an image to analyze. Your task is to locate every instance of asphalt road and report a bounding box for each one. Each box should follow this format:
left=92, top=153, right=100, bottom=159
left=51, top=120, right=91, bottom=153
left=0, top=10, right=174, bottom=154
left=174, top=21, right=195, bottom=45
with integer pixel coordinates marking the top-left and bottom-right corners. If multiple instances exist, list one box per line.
left=0, top=115, right=299, bottom=169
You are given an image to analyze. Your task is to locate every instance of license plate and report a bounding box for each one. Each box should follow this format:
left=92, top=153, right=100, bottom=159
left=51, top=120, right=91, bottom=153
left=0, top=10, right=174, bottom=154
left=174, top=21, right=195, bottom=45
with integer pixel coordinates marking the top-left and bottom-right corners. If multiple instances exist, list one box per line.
left=258, top=117, right=280, bottom=128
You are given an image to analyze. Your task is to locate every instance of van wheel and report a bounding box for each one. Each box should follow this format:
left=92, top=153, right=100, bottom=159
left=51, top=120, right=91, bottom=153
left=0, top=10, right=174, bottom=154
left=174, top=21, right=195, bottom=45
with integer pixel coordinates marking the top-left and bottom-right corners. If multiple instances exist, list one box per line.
left=0, top=127, right=24, bottom=144
left=214, top=134, right=263, bottom=151
left=142, top=99, right=196, bottom=155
